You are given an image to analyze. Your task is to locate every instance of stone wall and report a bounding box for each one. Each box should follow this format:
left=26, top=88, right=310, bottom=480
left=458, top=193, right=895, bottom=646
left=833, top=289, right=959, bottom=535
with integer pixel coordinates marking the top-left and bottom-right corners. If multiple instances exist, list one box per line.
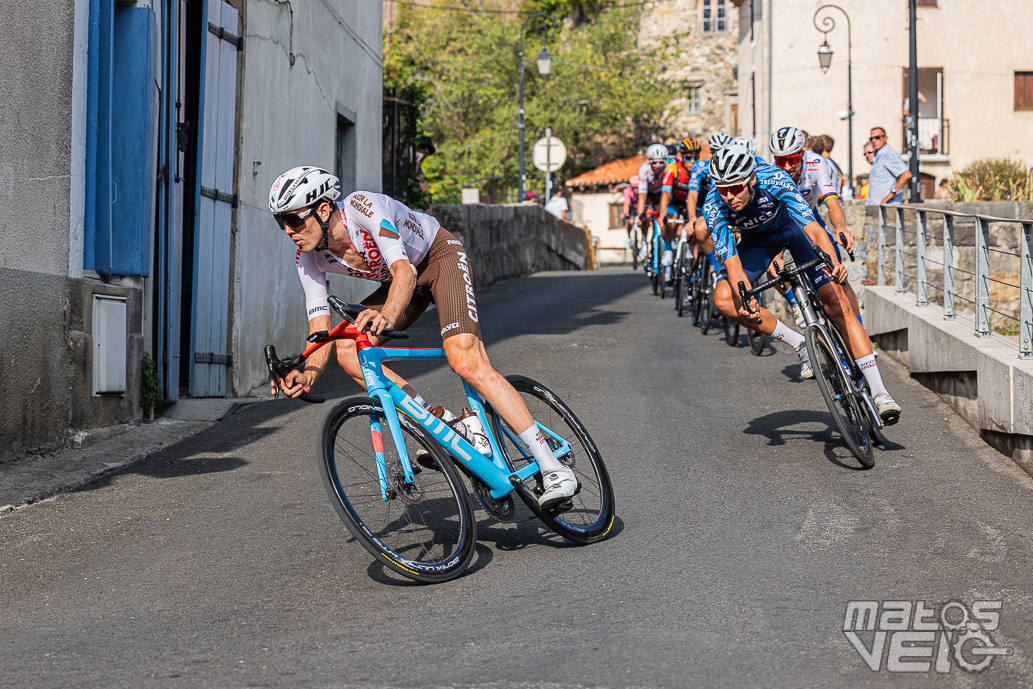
left=639, top=0, right=739, bottom=139
left=432, top=204, right=589, bottom=289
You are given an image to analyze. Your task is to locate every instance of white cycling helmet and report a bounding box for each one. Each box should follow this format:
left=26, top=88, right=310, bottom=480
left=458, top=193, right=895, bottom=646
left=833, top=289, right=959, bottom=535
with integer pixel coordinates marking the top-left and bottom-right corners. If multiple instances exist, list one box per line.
left=646, top=143, right=668, bottom=162
left=731, top=136, right=756, bottom=157
left=768, top=126, right=805, bottom=156
left=707, top=132, right=733, bottom=154
left=268, top=166, right=341, bottom=215
left=709, top=143, right=757, bottom=185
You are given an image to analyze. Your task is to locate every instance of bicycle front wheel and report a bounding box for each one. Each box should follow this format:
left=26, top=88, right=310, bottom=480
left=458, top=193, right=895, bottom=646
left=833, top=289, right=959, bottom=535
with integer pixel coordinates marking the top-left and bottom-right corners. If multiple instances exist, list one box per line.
left=320, top=396, right=477, bottom=583
left=805, top=328, right=874, bottom=468
left=747, top=291, right=769, bottom=355
left=490, top=375, right=615, bottom=545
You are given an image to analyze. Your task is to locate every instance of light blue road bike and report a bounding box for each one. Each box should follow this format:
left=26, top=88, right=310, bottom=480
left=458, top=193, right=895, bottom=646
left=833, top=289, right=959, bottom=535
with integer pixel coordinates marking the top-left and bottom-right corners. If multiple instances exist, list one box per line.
left=266, top=296, right=615, bottom=583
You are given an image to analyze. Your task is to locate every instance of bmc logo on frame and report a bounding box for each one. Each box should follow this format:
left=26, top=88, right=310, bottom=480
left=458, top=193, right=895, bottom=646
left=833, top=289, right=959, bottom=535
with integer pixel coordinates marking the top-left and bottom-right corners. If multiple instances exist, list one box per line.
left=843, top=600, right=1013, bottom=673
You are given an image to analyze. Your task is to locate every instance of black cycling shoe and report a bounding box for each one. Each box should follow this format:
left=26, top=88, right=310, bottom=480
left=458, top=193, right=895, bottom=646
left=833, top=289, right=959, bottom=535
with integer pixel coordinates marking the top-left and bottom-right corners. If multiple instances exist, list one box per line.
left=415, top=449, right=440, bottom=472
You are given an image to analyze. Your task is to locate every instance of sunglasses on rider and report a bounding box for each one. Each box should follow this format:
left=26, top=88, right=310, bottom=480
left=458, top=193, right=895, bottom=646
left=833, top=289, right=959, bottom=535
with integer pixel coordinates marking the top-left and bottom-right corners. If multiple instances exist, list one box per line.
left=774, top=153, right=803, bottom=168
left=717, top=182, right=748, bottom=196
left=274, top=207, right=314, bottom=230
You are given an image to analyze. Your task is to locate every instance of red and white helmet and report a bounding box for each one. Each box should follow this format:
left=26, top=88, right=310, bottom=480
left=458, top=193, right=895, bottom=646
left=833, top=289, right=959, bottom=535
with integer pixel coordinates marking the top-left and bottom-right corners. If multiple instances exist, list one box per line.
left=268, top=166, right=340, bottom=215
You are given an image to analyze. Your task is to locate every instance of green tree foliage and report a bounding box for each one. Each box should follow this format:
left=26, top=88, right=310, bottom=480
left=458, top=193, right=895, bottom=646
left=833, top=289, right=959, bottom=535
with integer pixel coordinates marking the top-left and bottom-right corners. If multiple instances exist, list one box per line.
left=385, top=1, right=674, bottom=203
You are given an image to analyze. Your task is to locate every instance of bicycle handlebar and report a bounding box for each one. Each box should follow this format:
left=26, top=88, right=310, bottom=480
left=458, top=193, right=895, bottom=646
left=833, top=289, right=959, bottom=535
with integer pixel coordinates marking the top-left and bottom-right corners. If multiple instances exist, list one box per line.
left=737, top=244, right=833, bottom=315
left=264, top=295, right=410, bottom=404
left=839, top=231, right=855, bottom=262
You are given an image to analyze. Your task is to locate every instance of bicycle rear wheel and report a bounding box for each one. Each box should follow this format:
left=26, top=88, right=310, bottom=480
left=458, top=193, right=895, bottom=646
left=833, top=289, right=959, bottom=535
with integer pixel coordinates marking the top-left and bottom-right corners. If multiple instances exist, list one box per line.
left=805, top=327, right=874, bottom=468
left=699, top=272, right=716, bottom=335
left=723, top=314, right=740, bottom=346
left=691, top=259, right=708, bottom=326
left=320, top=396, right=477, bottom=583
left=748, top=291, right=769, bottom=355
left=488, top=375, right=615, bottom=545
left=675, top=245, right=690, bottom=317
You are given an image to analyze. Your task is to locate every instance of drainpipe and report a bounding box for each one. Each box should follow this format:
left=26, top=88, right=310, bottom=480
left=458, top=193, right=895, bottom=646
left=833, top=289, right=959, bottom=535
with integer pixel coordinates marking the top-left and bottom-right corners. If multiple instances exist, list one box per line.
left=84, top=0, right=99, bottom=268
left=767, top=0, right=772, bottom=141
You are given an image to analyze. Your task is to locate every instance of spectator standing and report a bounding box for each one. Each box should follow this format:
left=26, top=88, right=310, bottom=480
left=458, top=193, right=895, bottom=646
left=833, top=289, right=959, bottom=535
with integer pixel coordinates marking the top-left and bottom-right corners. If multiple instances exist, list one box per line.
left=522, top=190, right=539, bottom=205
left=865, top=127, right=912, bottom=206
left=818, top=135, right=850, bottom=197
left=545, top=185, right=570, bottom=221
left=935, top=179, right=951, bottom=200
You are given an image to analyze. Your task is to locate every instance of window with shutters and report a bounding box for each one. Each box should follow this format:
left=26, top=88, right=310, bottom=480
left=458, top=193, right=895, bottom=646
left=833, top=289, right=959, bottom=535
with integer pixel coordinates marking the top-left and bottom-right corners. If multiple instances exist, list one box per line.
left=1016, top=72, right=1033, bottom=111
left=609, top=202, right=624, bottom=229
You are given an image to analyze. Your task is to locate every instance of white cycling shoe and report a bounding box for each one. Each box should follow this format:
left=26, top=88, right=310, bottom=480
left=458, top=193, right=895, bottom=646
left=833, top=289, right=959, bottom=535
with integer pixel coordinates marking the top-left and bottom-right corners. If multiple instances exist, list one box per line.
left=661, top=249, right=674, bottom=267
left=538, top=466, right=579, bottom=509
left=796, top=343, right=814, bottom=380
left=873, top=393, right=902, bottom=425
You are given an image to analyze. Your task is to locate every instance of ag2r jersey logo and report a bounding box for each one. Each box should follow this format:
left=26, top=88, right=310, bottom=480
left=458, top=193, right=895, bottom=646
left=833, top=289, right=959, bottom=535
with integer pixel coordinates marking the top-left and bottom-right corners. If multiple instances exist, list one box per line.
left=843, top=599, right=1013, bottom=673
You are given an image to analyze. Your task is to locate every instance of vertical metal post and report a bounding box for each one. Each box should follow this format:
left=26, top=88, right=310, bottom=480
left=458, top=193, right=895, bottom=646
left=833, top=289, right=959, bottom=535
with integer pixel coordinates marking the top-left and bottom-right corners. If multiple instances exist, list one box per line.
left=517, top=34, right=526, bottom=202
left=974, top=216, right=991, bottom=337
left=877, top=206, right=887, bottom=285
left=943, top=214, right=955, bottom=320
left=915, top=210, right=928, bottom=305
left=545, top=126, right=551, bottom=200
left=895, top=207, right=906, bottom=293
left=1020, top=222, right=1032, bottom=358
left=906, top=0, right=921, bottom=202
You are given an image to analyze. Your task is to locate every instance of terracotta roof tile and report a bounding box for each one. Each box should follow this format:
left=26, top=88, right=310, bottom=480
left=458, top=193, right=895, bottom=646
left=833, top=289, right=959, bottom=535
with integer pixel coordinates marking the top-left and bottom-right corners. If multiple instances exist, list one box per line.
left=565, top=155, right=647, bottom=190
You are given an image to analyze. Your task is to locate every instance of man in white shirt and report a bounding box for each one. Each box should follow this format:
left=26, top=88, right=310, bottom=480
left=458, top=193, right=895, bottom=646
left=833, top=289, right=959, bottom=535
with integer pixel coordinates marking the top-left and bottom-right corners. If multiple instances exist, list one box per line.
left=544, top=187, right=569, bottom=221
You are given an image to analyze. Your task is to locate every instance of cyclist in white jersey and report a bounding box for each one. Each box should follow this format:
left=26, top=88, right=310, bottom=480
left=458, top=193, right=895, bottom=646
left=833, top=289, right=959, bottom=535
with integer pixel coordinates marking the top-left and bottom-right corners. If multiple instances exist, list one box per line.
left=769, top=126, right=862, bottom=322
left=268, top=166, right=579, bottom=508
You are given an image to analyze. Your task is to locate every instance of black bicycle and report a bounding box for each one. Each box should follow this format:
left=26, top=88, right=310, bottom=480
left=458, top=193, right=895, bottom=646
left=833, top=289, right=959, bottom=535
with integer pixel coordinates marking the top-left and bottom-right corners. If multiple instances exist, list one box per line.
left=738, top=246, right=886, bottom=468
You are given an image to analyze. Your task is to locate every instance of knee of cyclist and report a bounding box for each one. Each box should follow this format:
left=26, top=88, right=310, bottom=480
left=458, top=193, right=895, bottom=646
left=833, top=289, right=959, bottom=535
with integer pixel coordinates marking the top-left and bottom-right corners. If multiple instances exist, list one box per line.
left=714, top=289, right=736, bottom=316
left=448, top=352, right=490, bottom=386
left=334, top=341, right=361, bottom=374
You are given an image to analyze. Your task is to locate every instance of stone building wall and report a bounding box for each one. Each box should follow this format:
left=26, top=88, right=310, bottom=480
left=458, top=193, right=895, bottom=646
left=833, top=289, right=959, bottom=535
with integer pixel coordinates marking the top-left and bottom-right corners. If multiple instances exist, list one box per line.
left=639, top=0, right=739, bottom=140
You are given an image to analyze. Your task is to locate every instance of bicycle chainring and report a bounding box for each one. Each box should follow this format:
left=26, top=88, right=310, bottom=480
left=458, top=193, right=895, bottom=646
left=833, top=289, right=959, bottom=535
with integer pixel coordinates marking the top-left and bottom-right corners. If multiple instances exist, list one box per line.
left=472, top=478, right=517, bottom=522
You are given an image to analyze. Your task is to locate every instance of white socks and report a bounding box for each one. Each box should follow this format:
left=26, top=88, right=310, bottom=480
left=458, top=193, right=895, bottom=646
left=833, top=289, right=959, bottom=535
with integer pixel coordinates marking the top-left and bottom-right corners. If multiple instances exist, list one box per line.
left=518, top=425, right=563, bottom=473
left=772, top=320, right=805, bottom=350
left=855, top=354, right=888, bottom=397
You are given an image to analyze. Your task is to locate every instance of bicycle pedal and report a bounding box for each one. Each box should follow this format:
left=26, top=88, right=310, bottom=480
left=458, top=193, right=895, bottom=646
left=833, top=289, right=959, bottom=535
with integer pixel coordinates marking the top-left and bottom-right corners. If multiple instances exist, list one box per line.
left=548, top=499, right=575, bottom=515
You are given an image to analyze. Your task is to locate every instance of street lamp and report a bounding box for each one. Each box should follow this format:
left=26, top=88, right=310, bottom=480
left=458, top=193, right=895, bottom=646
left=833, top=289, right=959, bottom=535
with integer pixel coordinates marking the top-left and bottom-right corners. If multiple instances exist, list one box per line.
left=518, top=13, right=557, bottom=202
left=813, top=4, right=854, bottom=188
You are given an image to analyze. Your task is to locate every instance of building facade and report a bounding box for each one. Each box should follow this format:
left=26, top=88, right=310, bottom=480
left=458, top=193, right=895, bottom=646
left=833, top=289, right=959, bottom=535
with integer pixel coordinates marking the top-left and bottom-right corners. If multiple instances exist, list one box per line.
left=0, top=0, right=382, bottom=462
left=640, top=0, right=740, bottom=139
left=732, top=0, right=1033, bottom=193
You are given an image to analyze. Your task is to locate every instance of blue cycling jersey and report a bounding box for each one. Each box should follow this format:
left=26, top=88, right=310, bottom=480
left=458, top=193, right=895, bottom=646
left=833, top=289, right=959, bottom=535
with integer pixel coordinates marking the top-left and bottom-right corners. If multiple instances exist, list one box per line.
left=702, top=162, right=817, bottom=263
left=688, top=160, right=710, bottom=211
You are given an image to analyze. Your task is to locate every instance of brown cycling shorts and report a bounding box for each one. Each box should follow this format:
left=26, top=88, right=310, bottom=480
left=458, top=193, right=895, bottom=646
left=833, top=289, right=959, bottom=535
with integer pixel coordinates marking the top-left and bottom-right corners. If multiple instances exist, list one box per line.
left=360, top=228, right=482, bottom=341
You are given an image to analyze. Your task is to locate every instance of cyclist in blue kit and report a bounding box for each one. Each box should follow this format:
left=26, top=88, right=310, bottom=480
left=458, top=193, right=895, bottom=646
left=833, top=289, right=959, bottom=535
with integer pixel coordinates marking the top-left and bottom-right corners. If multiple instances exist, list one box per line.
left=702, top=144, right=902, bottom=424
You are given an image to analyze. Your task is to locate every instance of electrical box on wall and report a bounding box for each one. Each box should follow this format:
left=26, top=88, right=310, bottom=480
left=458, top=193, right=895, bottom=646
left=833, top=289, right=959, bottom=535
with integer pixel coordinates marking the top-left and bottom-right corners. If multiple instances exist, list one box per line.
left=93, top=294, right=127, bottom=395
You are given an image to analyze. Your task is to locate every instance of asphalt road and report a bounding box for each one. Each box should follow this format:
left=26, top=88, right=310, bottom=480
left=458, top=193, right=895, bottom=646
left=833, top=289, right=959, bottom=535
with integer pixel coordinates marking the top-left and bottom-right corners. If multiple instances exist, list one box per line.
left=3, top=267, right=1032, bottom=688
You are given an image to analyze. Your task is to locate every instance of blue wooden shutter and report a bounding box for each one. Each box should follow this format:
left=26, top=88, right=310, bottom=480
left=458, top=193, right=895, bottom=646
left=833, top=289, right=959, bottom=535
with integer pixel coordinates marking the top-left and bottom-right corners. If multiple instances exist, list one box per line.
left=189, top=0, right=239, bottom=397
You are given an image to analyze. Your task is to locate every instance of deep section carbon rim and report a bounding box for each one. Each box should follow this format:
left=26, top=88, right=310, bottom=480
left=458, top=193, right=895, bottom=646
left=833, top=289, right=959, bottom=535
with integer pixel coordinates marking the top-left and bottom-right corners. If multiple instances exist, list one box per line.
left=806, top=328, right=874, bottom=468
left=319, top=397, right=477, bottom=582
left=490, top=375, right=615, bottom=544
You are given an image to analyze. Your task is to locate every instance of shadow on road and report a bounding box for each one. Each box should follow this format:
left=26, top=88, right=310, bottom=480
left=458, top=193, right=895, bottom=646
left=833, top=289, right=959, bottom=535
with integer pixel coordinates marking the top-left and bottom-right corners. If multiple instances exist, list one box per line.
left=744, top=409, right=878, bottom=471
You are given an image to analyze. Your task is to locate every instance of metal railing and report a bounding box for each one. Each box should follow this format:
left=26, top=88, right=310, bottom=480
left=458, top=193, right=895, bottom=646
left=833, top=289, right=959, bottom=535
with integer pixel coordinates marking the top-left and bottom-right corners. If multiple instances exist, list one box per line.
left=875, top=204, right=1033, bottom=359
left=900, top=117, right=949, bottom=155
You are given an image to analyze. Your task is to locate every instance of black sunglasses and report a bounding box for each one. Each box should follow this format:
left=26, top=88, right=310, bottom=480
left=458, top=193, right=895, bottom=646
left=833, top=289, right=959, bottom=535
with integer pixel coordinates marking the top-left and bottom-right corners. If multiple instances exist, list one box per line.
left=274, top=207, right=314, bottom=230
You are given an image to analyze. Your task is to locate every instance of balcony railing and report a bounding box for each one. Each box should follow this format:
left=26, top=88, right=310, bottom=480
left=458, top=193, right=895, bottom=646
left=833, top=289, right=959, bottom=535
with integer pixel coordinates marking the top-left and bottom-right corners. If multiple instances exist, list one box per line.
left=874, top=204, right=1032, bottom=359
left=901, top=117, right=949, bottom=156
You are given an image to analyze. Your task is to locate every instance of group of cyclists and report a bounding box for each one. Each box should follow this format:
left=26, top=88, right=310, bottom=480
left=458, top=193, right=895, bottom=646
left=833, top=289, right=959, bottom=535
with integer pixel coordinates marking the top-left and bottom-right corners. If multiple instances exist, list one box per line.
left=622, top=127, right=902, bottom=427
